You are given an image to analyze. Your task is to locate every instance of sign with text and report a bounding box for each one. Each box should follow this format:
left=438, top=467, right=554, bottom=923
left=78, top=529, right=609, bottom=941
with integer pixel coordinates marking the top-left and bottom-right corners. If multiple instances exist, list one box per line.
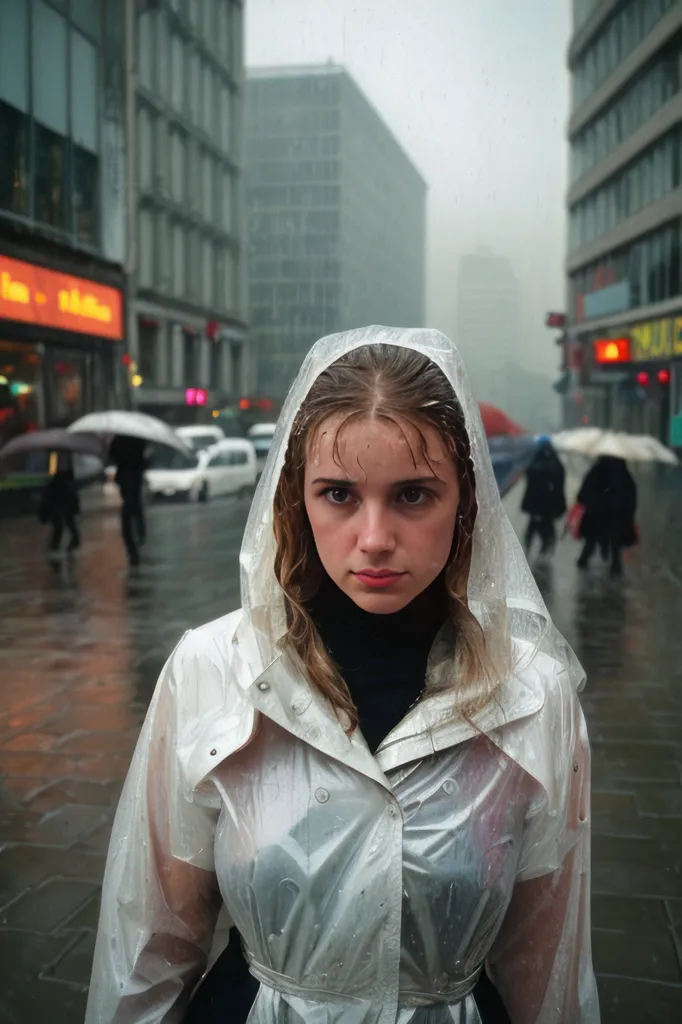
left=631, top=316, right=682, bottom=362
left=0, top=254, right=123, bottom=341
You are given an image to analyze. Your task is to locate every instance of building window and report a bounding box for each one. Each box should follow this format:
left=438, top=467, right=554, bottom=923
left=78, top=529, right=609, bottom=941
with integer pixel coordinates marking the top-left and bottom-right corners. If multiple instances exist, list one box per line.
left=173, top=222, right=186, bottom=297
left=138, top=12, right=154, bottom=92
left=34, top=124, right=67, bottom=228
left=0, top=101, right=28, bottom=215
left=202, top=237, right=213, bottom=307
left=170, top=131, right=187, bottom=204
left=33, top=1, right=68, bottom=136
left=202, top=152, right=212, bottom=221
left=202, top=64, right=213, bottom=133
left=157, top=210, right=170, bottom=292
left=0, top=0, right=29, bottom=116
left=218, top=1, right=231, bottom=69
left=189, top=50, right=200, bottom=124
left=138, top=106, right=153, bottom=190
left=72, top=0, right=101, bottom=41
left=183, top=331, right=197, bottom=383
left=74, top=148, right=98, bottom=244
left=219, top=84, right=231, bottom=154
left=171, top=34, right=185, bottom=113
left=139, top=207, right=154, bottom=288
left=210, top=340, right=222, bottom=388
left=138, top=320, right=158, bottom=383
left=221, top=169, right=232, bottom=232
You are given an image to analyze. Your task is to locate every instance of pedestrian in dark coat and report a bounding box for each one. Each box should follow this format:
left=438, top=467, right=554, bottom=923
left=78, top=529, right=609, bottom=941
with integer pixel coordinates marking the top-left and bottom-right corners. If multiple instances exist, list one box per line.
left=38, top=462, right=81, bottom=554
left=109, top=435, right=148, bottom=566
left=577, top=455, right=637, bottom=576
left=521, top=439, right=566, bottom=555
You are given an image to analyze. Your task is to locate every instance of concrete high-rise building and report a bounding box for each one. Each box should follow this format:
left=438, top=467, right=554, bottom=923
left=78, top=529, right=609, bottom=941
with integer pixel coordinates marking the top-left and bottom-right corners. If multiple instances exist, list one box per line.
left=0, top=0, right=127, bottom=452
left=130, top=0, right=250, bottom=423
left=456, top=247, right=523, bottom=410
left=566, top=0, right=682, bottom=442
left=245, top=64, right=426, bottom=401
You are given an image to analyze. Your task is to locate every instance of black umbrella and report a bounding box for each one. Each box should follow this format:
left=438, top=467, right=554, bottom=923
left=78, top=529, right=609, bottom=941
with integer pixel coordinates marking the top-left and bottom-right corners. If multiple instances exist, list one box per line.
left=0, top=429, right=105, bottom=461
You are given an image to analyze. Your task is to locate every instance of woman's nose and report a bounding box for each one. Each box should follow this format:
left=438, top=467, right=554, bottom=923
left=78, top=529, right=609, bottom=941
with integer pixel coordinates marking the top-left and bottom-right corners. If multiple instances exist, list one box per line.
left=357, top=505, right=396, bottom=553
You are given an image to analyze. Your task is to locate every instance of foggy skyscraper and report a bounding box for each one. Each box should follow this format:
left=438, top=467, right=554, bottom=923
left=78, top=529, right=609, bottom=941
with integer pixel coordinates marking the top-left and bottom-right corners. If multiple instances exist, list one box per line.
left=245, top=64, right=426, bottom=400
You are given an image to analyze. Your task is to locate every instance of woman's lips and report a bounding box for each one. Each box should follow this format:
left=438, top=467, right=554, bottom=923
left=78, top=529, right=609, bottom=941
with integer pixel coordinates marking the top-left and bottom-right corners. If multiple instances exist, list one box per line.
left=352, top=570, right=406, bottom=589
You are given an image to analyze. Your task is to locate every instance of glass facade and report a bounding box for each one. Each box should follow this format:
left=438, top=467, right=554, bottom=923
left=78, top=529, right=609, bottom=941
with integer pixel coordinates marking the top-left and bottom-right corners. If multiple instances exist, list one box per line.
left=571, top=47, right=679, bottom=182
left=136, top=0, right=240, bottom=320
left=569, top=218, right=682, bottom=319
left=569, top=127, right=682, bottom=251
left=573, top=0, right=676, bottom=109
left=0, top=0, right=102, bottom=247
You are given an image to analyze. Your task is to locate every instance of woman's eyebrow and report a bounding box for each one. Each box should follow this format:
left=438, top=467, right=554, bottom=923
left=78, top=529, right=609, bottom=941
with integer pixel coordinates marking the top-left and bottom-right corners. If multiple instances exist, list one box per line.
left=311, top=475, right=443, bottom=487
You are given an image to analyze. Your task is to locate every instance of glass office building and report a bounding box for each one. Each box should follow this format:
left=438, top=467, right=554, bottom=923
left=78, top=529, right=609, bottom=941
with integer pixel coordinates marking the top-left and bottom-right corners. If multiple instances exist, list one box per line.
left=245, top=65, right=426, bottom=401
left=132, top=0, right=250, bottom=423
left=0, top=0, right=126, bottom=449
left=566, top=0, right=682, bottom=442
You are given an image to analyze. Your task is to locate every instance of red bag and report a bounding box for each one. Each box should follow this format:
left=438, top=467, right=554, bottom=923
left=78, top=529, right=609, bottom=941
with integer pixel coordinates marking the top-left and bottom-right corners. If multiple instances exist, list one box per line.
left=566, top=502, right=585, bottom=540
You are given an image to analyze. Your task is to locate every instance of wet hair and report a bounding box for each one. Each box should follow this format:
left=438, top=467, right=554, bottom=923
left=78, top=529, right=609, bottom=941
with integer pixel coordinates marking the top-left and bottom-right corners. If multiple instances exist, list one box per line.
left=273, top=343, right=497, bottom=732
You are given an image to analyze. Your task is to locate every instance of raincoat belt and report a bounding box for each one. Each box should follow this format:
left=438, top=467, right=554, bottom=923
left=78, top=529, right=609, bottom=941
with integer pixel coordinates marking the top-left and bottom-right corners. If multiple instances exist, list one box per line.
left=246, top=953, right=483, bottom=1008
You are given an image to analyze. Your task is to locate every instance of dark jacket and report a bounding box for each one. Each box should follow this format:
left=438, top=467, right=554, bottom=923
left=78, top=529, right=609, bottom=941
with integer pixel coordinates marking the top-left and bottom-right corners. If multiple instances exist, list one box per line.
left=109, top=435, right=148, bottom=495
left=521, top=444, right=567, bottom=520
left=38, top=469, right=80, bottom=523
left=578, top=456, right=637, bottom=547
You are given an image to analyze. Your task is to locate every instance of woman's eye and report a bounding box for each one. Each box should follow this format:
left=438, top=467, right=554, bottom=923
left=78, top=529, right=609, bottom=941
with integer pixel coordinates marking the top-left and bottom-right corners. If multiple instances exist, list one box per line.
left=400, top=487, right=429, bottom=506
left=325, top=487, right=350, bottom=505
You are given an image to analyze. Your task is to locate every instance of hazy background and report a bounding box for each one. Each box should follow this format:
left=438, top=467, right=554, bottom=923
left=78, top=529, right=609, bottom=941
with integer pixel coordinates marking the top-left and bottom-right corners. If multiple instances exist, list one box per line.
left=245, top=0, right=571, bottom=381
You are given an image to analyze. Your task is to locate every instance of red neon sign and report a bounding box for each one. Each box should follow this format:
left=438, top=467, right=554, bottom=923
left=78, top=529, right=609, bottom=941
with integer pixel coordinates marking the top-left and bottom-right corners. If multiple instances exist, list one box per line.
left=185, top=388, right=208, bottom=406
left=594, top=338, right=631, bottom=364
left=0, top=253, right=123, bottom=340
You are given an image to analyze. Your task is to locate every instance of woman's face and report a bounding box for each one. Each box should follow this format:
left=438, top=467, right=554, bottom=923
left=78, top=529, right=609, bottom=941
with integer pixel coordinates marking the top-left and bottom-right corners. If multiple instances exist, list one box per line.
left=304, top=414, right=461, bottom=614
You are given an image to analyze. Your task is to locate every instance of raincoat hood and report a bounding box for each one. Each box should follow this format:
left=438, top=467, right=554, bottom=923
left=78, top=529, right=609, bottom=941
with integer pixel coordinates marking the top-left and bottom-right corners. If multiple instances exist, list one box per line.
left=238, top=325, right=584, bottom=695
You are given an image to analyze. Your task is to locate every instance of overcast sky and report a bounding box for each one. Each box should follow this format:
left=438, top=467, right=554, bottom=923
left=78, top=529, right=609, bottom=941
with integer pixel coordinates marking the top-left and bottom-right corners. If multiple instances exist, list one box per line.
left=246, top=0, right=571, bottom=378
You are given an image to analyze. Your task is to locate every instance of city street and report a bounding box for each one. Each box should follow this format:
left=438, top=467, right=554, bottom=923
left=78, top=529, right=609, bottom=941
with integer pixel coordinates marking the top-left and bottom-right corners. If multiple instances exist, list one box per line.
left=1, top=472, right=681, bottom=1022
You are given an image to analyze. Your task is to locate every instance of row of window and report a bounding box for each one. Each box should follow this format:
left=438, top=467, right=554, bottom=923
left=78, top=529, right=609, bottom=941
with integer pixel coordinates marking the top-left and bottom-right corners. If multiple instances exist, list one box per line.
left=246, top=134, right=340, bottom=162
left=249, top=282, right=341, bottom=306
left=572, top=0, right=675, bottom=108
left=249, top=75, right=341, bottom=111
left=248, top=108, right=341, bottom=137
left=138, top=321, right=240, bottom=393
left=251, top=304, right=338, bottom=329
left=247, top=184, right=340, bottom=211
left=247, top=159, right=340, bottom=187
left=248, top=209, right=339, bottom=235
left=569, top=219, right=681, bottom=319
left=569, top=128, right=681, bottom=252
left=570, top=48, right=679, bottom=183
left=138, top=207, right=237, bottom=313
left=138, top=105, right=235, bottom=233
left=138, top=7, right=236, bottom=145
left=248, top=256, right=340, bottom=281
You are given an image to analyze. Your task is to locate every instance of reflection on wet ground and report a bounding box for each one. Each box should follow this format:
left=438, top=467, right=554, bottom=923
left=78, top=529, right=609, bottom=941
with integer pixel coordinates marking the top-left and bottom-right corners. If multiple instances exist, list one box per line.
left=0, top=469, right=681, bottom=1022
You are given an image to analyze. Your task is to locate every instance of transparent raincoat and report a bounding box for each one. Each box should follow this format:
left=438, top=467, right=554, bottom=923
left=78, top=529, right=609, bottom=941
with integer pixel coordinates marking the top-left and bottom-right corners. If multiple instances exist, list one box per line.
left=86, top=327, right=599, bottom=1024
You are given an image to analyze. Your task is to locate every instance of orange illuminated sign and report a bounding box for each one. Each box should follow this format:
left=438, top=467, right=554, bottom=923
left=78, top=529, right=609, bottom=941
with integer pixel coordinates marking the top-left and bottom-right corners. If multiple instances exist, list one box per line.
left=0, top=254, right=123, bottom=341
left=594, top=338, right=631, bottom=364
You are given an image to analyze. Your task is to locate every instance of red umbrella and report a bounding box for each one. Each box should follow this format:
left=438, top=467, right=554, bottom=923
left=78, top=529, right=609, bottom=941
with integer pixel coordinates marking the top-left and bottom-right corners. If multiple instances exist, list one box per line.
left=478, top=402, right=525, bottom=438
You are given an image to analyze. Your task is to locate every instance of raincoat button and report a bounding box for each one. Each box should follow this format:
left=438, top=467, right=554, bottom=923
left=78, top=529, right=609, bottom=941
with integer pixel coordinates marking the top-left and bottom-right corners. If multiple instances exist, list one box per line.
left=573, top=762, right=579, bottom=772
left=315, top=788, right=330, bottom=803
left=292, top=699, right=306, bottom=715
left=210, top=748, right=217, bottom=756
left=257, top=681, right=271, bottom=692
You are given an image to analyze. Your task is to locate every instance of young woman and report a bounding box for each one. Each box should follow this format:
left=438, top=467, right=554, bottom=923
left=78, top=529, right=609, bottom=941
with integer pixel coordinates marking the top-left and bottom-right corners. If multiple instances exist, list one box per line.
left=86, top=327, right=599, bottom=1024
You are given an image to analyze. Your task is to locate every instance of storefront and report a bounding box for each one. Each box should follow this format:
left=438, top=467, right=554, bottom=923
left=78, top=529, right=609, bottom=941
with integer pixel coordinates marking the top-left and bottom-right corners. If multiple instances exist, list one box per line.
left=0, top=252, right=124, bottom=448
left=579, top=313, right=682, bottom=445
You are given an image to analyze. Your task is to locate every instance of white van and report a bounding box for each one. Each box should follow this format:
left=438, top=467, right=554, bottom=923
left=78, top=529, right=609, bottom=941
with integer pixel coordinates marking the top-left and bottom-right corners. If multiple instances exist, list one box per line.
left=199, top=438, right=258, bottom=499
left=247, top=422, right=277, bottom=474
left=176, top=424, right=225, bottom=453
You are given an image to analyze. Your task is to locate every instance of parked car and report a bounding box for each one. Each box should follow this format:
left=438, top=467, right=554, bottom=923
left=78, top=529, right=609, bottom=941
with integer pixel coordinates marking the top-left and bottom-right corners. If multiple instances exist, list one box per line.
left=200, top=438, right=258, bottom=498
left=247, top=422, right=277, bottom=474
left=146, top=447, right=207, bottom=502
left=176, top=424, right=226, bottom=452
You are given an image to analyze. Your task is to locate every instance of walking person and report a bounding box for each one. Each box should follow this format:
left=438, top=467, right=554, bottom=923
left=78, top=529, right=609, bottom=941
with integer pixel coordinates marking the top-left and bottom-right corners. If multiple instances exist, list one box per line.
left=521, top=437, right=566, bottom=556
left=109, top=434, right=148, bottom=566
left=38, top=456, right=81, bottom=556
left=86, top=327, right=599, bottom=1024
left=576, top=455, right=637, bottom=577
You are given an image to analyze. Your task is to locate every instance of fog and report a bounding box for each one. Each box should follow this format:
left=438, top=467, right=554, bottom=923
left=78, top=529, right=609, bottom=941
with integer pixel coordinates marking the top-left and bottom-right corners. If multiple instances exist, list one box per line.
left=246, top=0, right=570, bottom=402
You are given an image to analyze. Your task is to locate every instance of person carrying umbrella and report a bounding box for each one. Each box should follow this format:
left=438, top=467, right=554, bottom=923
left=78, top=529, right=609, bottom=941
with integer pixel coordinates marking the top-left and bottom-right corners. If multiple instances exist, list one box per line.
left=109, top=434, right=149, bottom=566
left=576, top=455, right=637, bottom=576
left=521, top=437, right=566, bottom=555
left=38, top=453, right=81, bottom=556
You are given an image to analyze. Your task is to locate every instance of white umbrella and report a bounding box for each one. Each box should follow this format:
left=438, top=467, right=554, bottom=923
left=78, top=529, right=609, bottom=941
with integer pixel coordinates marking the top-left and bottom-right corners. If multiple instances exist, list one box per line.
left=67, top=410, right=191, bottom=455
left=553, top=427, right=677, bottom=465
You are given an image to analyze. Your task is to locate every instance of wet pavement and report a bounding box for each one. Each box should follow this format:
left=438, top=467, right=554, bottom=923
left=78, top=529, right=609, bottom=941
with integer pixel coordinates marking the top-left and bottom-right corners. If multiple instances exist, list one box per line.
left=0, top=469, right=681, bottom=1022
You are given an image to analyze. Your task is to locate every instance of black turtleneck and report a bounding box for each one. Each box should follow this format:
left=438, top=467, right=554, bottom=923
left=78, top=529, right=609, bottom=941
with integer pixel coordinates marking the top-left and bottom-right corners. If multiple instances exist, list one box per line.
left=308, top=575, right=449, bottom=752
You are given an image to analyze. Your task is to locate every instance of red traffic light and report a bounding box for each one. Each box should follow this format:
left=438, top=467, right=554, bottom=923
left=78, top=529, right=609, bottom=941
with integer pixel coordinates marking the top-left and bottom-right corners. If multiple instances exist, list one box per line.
left=636, top=371, right=649, bottom=386
left=658, top=368, right=671, bottom=385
